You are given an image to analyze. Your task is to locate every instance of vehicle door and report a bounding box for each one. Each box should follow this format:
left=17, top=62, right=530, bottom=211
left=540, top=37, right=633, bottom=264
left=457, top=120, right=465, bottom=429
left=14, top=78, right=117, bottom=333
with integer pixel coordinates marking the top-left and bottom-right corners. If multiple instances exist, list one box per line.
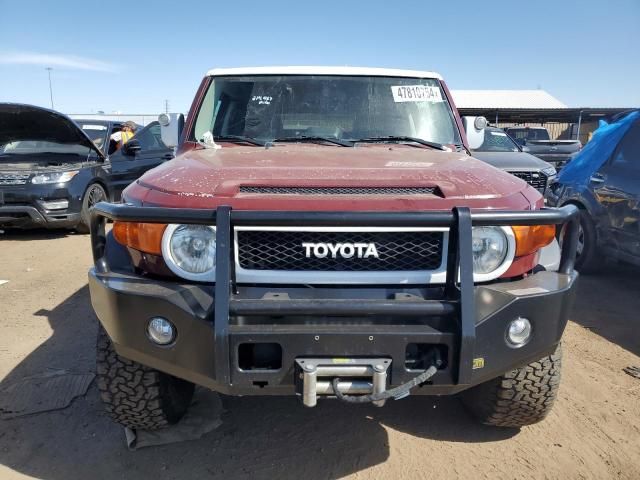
left=108, top=121, right=174, bottom=201
left=591, top=120, right=640, bottom=259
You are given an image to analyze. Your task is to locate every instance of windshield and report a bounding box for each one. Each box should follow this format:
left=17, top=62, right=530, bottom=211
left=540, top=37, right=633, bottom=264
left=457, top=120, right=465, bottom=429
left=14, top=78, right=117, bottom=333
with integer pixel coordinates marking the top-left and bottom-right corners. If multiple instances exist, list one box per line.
left=507, top=128, right=550, bottom=141
left=192, top=75, right=462, bottom=146
left=474, top=130, right=520, bottom=152
left=76, top=122, right=109, bottom=153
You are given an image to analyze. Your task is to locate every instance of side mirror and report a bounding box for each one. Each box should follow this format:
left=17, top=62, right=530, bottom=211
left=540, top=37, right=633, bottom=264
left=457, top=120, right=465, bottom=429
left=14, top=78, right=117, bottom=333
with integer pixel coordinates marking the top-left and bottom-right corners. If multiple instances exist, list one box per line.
left=159, top=113, right=185, bottom=149
left=123, top=139, right=142, bottom=156
left=514, top=137, right=526, bottom=146
left=473, top=116, right=488, bottom=130
left=461, top=116, right=487, bottom=150
left=521, top=145, right=531, bottom=153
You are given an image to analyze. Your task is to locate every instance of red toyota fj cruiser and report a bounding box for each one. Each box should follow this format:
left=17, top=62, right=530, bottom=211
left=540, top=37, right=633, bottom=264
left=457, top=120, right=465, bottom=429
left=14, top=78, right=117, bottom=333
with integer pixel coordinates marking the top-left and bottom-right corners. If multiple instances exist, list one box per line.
left=88, top=67, right=579, bottom=430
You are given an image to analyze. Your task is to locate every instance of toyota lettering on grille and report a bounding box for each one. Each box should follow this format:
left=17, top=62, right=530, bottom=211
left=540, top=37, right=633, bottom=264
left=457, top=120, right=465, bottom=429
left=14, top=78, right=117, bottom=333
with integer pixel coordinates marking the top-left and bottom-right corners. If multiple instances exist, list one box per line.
left=302, top=242, right=379, bottom=259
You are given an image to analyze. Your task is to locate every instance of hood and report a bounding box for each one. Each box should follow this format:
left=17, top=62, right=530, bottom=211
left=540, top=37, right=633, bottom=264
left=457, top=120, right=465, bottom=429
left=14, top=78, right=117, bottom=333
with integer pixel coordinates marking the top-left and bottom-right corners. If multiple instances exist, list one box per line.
left=130, top=144, right=534, bottom=211
left=0, top=103, right=105, bottom=159
left=471, top=151, right=553, bottom=171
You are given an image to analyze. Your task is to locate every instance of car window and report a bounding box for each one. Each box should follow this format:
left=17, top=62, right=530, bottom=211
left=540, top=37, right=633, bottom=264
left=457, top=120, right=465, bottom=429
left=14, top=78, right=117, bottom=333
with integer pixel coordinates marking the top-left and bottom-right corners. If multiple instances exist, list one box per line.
left=77, top=122, right=109, bottom=153
left=611, top=121, right=640, bottom=171
left=507, top=128, right=550, bottom=141
left=133, top=121, right=167, bottom=150
left=474, top=130, right=519, bottom=152
left=193, top=75, right=462, bottom=146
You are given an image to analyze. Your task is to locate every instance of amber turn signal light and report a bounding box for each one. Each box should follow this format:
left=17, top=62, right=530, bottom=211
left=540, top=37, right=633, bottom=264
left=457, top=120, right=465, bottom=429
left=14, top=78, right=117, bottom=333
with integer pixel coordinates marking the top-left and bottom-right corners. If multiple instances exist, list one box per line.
left=113, top=222, right=167, bottom=255
left=512, top=225, right=556, bottom=257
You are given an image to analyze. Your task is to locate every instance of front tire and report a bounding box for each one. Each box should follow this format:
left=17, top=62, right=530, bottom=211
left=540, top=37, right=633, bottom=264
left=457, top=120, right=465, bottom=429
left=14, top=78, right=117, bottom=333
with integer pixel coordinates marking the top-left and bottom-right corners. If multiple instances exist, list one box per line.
left=96, top=328, right=195, bottom=430
left=76, top=183, right=107, bottom=234
left=461, top=344, right=562, bottom=428
left=574, top=209, right=602, bottom=273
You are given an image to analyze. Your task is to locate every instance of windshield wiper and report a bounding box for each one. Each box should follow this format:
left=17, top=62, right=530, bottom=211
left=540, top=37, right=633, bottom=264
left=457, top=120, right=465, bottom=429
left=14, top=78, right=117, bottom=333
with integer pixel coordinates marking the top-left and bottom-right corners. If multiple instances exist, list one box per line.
left=213, top=135, right=266, bottom=147
left=274, top=136, right=354, bottom=147
left=355, top=136, right=446, bottom=151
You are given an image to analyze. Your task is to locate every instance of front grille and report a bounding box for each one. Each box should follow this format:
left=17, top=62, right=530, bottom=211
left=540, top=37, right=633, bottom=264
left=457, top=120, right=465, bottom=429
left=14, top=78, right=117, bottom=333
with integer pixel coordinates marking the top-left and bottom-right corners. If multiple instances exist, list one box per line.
left=239, top=186, right=439, bottom=196
left=0, top=173, right=30, bottom=186
left=237, top=230, right=444, bottom=271
left=508, top=171, right=547, bottom=193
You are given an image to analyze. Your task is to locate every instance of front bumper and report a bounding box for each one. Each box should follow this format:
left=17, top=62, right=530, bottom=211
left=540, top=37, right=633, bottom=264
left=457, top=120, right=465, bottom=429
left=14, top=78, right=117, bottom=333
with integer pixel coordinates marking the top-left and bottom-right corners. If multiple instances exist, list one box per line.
left=0, top=184, right=82, bottom=228
left=88, top=203, right=580, bottom=397
left=0, top=204, right=80, bottom=228
left=89, top=268, right=577, bottom=395
left=534, top=153, right=574, bottom=169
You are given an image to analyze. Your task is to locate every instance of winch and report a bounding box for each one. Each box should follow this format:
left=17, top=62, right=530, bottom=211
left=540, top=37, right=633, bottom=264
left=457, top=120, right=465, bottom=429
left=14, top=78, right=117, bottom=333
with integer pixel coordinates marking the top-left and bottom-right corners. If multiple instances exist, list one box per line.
left=296, top=358, right=391, bottom=407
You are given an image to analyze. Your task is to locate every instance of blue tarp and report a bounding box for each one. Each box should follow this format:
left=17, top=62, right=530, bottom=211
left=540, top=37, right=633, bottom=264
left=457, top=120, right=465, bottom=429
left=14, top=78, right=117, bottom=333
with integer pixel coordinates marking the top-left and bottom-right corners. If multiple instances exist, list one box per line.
left=557, top=110, right=640, bottom=186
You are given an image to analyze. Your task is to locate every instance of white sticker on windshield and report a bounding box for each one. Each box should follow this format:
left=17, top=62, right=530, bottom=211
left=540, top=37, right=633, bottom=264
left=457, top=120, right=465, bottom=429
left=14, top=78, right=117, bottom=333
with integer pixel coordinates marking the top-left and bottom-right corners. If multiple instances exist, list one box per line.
left=391, top=85, right=443, bottom=103
left=81, top=124, right=107, bottom=130
left=489, top=131, right=507, bottom=137
left=251, top=95, right=273, bottom=105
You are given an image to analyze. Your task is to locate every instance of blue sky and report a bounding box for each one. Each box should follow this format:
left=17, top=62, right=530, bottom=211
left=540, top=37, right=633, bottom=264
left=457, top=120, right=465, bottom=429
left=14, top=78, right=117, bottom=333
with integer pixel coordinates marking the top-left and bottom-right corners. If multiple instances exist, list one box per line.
left=1, top=0, right=638, bottom=114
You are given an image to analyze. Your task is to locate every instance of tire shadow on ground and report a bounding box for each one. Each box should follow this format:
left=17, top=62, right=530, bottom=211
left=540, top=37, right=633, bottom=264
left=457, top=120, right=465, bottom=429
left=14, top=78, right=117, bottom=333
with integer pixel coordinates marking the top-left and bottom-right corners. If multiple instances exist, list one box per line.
left=571, top=262, right=640, bottom=357
left=0, top=285, right=517, bottom=480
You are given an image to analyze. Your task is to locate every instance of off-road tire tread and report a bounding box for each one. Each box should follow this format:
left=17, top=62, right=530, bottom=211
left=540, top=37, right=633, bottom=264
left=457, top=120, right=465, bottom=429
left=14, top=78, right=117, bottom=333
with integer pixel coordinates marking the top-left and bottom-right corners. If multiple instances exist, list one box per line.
left=96, top=328, right=194, bottom=430
left=461, top=344, right=562, bottom=428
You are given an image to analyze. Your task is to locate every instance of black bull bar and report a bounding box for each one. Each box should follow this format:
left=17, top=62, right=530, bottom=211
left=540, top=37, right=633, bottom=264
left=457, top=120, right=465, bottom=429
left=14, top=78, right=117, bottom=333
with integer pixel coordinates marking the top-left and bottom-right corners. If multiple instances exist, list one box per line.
left=90, top=203, right=579, bottom=388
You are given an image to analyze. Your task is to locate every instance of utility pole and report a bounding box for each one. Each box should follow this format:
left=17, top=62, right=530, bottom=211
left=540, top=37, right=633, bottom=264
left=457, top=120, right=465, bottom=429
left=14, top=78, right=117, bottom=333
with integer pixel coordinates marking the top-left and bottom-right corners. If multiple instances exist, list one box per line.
left=46, top=67, right=54, bottom=109
left=164, top=99, right=170, bottom=114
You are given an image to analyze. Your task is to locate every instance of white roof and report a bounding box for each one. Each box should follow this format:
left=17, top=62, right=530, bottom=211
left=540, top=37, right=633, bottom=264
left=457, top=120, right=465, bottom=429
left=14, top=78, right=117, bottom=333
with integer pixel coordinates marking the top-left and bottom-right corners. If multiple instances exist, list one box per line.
left=451, top=90, right=567, bottom=109
left=206, top=66, right=442, bottom=80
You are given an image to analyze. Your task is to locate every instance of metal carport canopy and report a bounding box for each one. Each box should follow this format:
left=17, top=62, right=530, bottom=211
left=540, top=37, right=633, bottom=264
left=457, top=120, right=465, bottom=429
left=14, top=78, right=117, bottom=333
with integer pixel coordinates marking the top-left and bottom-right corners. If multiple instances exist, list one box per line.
left=457, top=107, right=635, bottom=123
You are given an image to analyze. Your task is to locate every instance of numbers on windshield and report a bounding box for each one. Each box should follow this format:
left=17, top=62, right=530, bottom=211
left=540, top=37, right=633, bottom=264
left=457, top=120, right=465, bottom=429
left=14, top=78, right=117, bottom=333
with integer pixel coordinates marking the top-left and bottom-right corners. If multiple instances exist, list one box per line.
left=391, top=85, right=443, bottom=103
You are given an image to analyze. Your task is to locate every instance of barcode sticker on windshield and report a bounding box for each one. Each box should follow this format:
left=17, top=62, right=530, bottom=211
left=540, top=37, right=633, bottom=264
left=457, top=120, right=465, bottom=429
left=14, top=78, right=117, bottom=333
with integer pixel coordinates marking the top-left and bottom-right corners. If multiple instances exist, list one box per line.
left=391, top=85, right=443, bottom=103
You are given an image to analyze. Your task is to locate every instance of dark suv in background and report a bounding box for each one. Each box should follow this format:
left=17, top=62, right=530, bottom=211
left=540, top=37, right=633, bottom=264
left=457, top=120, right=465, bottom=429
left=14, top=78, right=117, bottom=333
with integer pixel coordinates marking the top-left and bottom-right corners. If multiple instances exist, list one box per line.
left=547, top=111, right=639, bottom=271
left=0, top=104, right=173, bottom=232
left=470, top=126, right=556, bottom=195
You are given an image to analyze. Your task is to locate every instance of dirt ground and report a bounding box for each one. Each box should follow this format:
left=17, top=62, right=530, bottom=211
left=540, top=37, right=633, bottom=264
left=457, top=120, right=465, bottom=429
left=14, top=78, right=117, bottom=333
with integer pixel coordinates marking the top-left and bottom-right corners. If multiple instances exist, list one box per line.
left=0, top=229, right=639, bottom=480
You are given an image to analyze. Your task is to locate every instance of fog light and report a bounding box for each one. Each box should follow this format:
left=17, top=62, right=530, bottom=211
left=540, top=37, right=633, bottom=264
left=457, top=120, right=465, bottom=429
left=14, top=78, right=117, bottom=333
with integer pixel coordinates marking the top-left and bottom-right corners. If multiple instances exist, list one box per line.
left=147, top=317, right=176, bottom=345
left=506, top=317, right=532, bottom=347
left=40, top=199, right=69, bottom=210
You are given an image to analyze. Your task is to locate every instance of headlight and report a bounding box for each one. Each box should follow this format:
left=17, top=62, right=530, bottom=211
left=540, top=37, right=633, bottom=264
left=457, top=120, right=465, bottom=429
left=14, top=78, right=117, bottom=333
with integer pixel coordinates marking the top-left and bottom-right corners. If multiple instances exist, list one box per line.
left=31, top=170, right=79, bottom=184
left=541, top=166, right=557, bottom=177
left=471, top=226, right=513, bottom=278
left=161, top=224, right=216, bottom=281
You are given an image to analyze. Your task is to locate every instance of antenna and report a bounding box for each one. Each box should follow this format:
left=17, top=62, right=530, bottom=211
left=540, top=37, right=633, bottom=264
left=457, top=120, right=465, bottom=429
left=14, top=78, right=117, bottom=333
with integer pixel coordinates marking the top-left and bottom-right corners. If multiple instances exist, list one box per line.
left=164, top=99, right=170, bottom=114
left=46, top=67, right=54, bottom=109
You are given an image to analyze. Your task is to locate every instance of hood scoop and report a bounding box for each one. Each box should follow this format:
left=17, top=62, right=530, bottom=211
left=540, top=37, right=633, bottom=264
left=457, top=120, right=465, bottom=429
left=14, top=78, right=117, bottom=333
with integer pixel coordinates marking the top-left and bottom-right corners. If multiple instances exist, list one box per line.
left=238, top=186, right=443, bottom=196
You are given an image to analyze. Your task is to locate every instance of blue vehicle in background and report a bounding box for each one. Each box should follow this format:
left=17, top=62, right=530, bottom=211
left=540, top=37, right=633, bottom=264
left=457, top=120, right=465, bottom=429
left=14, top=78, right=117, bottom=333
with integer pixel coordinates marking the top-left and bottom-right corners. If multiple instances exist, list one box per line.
left=546, top=110, right=640, bottom=272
